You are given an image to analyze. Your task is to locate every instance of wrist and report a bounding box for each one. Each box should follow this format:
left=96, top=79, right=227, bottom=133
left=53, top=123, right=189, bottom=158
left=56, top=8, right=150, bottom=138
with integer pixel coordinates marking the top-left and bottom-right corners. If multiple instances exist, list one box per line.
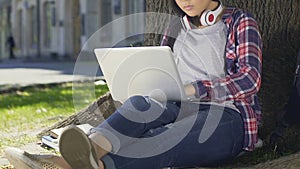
left=184, top=84, right=196, bottom=96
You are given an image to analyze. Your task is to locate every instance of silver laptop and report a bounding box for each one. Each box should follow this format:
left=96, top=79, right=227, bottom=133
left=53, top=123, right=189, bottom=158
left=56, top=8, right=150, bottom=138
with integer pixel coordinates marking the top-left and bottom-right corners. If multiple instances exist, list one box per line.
left=94, top=46, right=189, bottom=103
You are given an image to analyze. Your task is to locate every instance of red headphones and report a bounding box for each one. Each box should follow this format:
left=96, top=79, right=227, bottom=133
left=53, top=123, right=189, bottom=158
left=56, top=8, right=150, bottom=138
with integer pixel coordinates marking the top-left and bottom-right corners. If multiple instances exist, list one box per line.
left=182, top=1, right=223, bottom=29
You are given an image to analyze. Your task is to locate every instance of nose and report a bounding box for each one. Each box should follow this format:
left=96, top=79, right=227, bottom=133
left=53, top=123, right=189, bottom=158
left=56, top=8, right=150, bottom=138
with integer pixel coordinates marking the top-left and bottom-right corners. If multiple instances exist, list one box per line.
left=176, top=0, right=191, bottom=4
left=176, top=0, right=191, bottom=5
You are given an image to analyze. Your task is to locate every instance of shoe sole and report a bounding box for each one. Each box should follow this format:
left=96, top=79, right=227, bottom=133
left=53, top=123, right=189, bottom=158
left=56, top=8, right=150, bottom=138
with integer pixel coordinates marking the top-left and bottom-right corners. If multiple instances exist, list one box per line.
left=59, top=125, right=98, bottom=169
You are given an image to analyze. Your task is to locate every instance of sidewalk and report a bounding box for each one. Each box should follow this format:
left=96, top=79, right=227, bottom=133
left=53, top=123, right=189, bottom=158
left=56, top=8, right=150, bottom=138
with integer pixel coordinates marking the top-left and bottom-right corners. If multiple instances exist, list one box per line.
left=0, top=58, right=102, bottom=87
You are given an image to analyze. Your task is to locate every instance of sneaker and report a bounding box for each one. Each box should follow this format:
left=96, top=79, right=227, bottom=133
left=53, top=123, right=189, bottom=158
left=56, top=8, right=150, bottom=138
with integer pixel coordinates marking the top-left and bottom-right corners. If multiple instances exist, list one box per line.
left=59, top=125, right=99, bottom=169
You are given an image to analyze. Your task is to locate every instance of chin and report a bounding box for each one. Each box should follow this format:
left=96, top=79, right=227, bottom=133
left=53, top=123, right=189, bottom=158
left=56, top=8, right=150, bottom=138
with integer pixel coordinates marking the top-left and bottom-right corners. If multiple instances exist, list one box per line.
left=185, top=12, right=199, bottom=17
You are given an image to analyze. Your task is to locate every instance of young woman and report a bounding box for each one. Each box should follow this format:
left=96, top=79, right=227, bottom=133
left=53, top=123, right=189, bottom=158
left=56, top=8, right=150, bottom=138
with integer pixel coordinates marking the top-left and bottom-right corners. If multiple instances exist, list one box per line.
left=52, top=0, right=263, bottom=168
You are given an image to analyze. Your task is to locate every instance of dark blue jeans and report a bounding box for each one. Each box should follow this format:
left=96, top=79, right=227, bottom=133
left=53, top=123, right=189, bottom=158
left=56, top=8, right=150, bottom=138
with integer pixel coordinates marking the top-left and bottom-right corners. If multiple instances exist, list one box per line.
left=93, top=96, right=244, bottom=169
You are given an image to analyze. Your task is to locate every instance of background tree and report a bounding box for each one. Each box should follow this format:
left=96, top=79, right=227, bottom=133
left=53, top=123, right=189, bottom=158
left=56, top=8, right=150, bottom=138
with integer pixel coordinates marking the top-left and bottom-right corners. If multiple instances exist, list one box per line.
left=144, top=1, right=173, bottom=46
left=145, top=0, right=300, bottom=140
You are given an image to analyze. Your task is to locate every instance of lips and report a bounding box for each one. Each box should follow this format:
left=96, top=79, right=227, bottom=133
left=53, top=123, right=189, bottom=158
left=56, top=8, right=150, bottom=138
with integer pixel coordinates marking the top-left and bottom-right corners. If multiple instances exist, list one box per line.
left=183, top=5, right=193, bottom=11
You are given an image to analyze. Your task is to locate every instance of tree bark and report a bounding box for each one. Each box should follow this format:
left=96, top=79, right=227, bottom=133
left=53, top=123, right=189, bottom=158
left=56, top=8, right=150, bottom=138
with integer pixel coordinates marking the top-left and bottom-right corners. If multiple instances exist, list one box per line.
left=37, top=92, right=118, bottom=138
left=144, top=0, right=173, bottom=46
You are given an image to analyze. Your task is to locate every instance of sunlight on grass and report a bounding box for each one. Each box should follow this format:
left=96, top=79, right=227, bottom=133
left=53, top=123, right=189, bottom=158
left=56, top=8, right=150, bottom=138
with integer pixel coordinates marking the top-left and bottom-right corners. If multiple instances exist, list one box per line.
left=0, top=83, right=108, bottom=132
left=0, top=83, right=108, bottom=154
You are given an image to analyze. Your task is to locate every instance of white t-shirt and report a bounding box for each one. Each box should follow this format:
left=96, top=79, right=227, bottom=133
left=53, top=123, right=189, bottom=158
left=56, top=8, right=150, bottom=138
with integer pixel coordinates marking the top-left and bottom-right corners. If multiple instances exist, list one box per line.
left=173, top=20, right=227, bottom=84
left=173, top=20, right=239, bottom=111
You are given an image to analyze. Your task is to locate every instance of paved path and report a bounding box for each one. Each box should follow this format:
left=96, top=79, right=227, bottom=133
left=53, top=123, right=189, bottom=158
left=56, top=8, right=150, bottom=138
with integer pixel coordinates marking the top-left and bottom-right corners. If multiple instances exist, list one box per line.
left=0, top=59, right=102, bottom=87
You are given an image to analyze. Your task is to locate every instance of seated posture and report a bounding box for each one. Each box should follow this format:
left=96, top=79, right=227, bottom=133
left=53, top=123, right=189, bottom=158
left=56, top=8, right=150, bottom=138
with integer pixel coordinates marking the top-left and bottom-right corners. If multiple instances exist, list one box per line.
left=44, top=0, right=263, bottom=168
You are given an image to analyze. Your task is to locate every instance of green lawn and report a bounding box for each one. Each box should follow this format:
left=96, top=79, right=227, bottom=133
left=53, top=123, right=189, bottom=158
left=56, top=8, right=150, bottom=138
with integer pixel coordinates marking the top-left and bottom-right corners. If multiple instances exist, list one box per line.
left=0, top=82, right=108, bottom=154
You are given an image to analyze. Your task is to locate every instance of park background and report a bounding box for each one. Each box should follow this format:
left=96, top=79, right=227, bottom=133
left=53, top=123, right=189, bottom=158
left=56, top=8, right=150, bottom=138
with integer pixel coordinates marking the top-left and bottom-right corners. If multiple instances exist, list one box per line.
left=0, top=0, right=300, bottom=168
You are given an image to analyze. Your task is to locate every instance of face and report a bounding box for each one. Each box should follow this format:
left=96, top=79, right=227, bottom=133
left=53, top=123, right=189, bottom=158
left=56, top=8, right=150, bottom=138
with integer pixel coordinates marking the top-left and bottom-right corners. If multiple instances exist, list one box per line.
left=175, top=0, right=212, bottom=17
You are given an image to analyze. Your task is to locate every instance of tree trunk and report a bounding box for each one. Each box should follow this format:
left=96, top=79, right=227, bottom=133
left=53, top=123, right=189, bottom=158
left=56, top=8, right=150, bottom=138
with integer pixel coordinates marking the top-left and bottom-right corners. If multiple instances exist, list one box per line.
left=145, top=0, right=300, bottom=137
left=144, top=0, right=173, bottom=46
left=37, top=92, right=118, bottom=138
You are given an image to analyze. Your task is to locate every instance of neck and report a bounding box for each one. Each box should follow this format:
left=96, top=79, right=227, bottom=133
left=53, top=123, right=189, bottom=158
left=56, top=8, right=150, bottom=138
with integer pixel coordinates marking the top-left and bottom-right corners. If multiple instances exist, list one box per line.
left=208, top=1, right=219, bottom=11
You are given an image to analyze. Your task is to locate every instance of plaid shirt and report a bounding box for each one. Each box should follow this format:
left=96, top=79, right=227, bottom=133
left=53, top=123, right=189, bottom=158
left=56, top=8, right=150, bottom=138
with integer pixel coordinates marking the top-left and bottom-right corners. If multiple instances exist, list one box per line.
left=161, top=7, right=263, bottom=151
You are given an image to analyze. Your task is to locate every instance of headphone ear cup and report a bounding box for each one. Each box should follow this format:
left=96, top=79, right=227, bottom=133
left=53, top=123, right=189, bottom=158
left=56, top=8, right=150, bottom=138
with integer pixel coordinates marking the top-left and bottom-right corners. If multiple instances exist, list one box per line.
left=199, top=10, right=217, bottom=26
left=205, top=11, right=216, bottom=26
left=200, top=11, right=209, bottom=26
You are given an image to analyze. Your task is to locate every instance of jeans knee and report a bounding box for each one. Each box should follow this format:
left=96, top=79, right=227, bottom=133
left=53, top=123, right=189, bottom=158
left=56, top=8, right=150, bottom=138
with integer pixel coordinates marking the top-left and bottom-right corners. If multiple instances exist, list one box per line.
left=128, top=95, right=151, bottom=112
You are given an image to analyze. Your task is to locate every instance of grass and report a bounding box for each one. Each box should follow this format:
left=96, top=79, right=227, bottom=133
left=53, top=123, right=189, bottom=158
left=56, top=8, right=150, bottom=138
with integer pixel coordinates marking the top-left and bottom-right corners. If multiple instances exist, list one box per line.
left=0, top=82, right=109, bottom=154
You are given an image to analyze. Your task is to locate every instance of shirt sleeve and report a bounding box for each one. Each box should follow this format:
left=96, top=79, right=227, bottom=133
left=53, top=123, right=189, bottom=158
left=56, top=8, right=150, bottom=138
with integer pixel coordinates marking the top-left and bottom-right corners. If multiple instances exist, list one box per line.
left=192, top=12, right=263, bottom=102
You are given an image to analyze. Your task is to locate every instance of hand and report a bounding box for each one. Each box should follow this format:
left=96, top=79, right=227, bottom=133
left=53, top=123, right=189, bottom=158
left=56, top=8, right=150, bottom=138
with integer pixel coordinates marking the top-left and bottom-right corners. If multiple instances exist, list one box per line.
left=184, top=84, right=196, bottom=96
left=98, top=159, right=105, bottom=169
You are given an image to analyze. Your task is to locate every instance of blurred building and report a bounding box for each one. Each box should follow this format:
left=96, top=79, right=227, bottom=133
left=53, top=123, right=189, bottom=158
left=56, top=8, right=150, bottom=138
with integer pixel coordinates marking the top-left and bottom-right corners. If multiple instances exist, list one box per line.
left=0, top=0, right=145, bottom=60
left=0, top=0, right=11, bottom=61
